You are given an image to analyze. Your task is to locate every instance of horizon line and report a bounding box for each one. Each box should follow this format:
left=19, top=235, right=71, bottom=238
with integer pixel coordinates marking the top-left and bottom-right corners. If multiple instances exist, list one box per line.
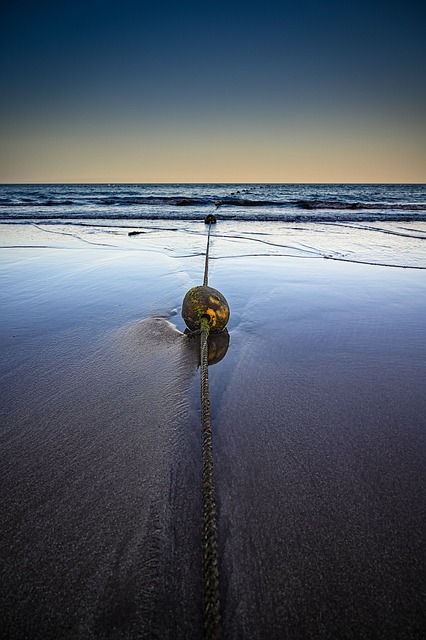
left=1, top=181, right=425, bottom=186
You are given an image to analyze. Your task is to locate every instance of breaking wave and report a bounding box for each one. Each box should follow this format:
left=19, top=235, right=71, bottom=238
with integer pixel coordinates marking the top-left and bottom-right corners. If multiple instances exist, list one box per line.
left=1, top=195, right=426, bottom=211
left=1, top=183, right=425, bottom=223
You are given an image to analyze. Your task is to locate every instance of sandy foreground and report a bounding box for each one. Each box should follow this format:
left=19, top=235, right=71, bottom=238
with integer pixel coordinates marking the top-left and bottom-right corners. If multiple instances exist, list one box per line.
left=0, top=223, right=425, bottom=639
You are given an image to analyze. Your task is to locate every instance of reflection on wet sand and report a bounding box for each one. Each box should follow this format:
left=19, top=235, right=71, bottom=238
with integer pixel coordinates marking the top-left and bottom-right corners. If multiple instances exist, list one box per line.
left=184, top=327, right=230, bottom=366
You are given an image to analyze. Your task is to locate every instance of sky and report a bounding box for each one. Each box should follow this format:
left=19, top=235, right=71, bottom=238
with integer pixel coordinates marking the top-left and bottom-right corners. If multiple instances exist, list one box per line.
left=1, top=0, right=425, bottom=183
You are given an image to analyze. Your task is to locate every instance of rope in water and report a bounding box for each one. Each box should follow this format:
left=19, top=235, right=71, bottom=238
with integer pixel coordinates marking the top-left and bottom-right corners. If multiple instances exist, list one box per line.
left=203, top=221, right=212, bottom=287
left=200, top=222, right=221, bottom=639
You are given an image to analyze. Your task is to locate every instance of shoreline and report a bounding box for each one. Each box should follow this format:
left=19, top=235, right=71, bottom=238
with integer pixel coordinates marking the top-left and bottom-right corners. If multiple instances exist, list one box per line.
left=1, top=219, right=426, bottom=270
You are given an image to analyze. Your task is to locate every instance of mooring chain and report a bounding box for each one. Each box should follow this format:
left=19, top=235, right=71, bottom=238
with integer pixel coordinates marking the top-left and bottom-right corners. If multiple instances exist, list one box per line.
left=181, top=214, right=229, bottom=640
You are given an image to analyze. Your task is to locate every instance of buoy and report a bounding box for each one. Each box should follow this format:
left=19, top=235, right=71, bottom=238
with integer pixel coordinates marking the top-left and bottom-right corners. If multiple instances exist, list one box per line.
left=215, top=201, right=222, bottom=207
left=182, top=285, right=230, bottom=332
left=205, top=214, right=217, bottom=224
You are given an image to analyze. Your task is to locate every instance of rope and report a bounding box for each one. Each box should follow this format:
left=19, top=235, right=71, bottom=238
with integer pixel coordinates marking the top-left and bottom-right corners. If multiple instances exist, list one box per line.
left=200, top=316, right=221, bottom=640
left=203, top=222, right=212, bottom=287
left=201, top=220, right=221, bottom=639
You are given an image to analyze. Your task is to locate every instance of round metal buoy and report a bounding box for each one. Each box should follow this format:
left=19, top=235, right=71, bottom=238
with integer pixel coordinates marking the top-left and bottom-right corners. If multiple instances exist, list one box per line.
left=205, top=214, right=217, bottom=224
left=182, top=285, right=230, bottom=332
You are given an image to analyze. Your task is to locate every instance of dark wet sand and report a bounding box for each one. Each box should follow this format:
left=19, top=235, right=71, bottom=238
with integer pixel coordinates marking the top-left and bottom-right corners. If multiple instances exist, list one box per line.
left=1, top=240, right=425, bottom=639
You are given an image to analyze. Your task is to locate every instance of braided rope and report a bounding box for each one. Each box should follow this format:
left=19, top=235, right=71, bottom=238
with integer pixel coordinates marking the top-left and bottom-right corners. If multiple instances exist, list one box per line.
left=200, top=316, right=221, bottom=639
left=203, top=223, right=212, bottom=287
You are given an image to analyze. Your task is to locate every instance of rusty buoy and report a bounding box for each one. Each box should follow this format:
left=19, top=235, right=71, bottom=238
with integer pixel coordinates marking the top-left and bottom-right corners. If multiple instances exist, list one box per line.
left=182, top=285, right=230, bottom=332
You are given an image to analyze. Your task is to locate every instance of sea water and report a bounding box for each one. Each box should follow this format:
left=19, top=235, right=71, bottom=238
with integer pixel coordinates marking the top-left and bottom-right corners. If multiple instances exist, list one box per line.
left=1, top=183, right=425, bottom=223
left=1, top=183, right=425, bottom=268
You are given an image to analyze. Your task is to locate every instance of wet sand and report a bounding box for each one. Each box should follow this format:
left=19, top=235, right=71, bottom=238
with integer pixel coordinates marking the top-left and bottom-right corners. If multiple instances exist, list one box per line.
left=1, top=228, right=425, bottom=638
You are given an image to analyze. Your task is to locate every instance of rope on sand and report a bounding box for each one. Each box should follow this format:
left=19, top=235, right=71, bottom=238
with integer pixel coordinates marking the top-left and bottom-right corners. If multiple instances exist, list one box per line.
left=181, top=214, right=227, bottom=640
left=200, top=315, right=221, bottom=639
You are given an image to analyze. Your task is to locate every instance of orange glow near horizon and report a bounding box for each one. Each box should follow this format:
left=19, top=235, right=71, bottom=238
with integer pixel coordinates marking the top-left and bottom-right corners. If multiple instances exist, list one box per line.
left=1, top=114, right=425, bottom=184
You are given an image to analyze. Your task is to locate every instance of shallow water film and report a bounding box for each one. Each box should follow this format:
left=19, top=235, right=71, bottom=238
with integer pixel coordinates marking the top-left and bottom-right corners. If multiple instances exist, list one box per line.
left=1, top=216, right=425, bottom=638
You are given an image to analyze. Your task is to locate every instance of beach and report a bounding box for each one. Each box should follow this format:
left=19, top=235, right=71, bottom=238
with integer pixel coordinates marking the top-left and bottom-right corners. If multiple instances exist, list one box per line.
left=1, top=220, right=425, bottom=639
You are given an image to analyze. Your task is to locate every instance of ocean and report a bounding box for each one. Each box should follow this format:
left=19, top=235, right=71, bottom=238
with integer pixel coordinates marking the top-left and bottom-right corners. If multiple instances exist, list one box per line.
left=1, top=183, right=425, bottom=269
left=0, top=183, right=425, bottom=223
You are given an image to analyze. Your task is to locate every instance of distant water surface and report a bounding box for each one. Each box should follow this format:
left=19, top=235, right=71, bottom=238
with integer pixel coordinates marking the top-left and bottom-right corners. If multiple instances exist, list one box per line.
left=0, top=183, right=425, bottom=223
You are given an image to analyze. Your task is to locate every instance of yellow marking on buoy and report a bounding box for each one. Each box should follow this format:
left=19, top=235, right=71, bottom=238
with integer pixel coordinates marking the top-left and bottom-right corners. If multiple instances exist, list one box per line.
left=205, top=308, right=216, bottom=326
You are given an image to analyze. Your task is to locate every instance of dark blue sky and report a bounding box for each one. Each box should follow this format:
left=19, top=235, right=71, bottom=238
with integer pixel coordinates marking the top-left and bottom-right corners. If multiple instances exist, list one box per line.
left=1, top=1, right=425, bottom=182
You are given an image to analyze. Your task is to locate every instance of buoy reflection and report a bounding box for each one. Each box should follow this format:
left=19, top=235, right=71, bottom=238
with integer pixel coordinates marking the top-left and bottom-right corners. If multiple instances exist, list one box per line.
left=206, top=328, right=230, bottom=365
left=185, top=328, right=230, bottom=366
